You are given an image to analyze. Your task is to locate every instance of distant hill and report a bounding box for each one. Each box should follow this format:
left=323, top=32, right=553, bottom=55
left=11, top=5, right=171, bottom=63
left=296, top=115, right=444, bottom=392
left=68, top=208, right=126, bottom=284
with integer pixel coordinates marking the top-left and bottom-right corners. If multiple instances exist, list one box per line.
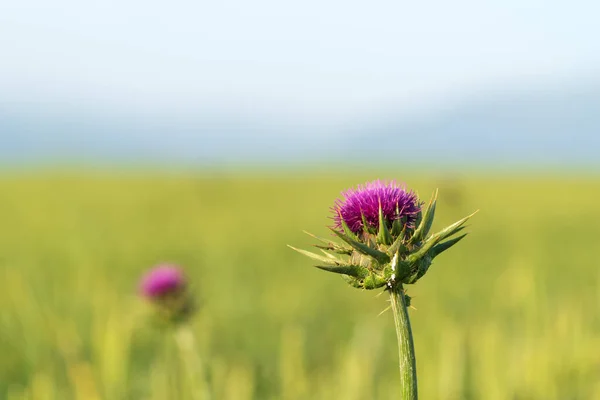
left=346, top=83, right=600, bottom=167
left=0, top=109, right=334, bottom=165
left=1, top=83, right=599, bottom=167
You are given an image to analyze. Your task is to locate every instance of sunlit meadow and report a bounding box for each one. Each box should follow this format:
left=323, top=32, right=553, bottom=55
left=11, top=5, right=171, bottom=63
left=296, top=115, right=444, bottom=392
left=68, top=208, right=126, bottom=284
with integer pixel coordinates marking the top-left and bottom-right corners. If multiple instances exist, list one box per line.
left=1, top=172, right=599, bottom=399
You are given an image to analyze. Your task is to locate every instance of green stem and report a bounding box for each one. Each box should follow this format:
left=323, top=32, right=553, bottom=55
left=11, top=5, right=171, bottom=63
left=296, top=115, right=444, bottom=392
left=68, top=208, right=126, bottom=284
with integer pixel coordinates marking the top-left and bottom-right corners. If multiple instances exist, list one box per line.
left=390, top=285, right=418, bottom=399
left=164, top=328, right=181, bottom=400
left=174, top=326, right=211, bottom=400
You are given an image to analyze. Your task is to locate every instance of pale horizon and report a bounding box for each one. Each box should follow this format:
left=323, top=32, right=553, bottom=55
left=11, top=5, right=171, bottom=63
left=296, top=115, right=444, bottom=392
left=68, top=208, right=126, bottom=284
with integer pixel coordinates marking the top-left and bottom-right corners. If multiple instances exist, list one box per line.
left=1, top=1, right=600, bottom=166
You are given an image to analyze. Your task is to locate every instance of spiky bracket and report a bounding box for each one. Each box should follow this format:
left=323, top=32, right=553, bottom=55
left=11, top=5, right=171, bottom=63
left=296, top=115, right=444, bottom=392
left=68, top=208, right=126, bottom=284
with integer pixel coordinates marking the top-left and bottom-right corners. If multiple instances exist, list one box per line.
left=289, top=190, right=477, bottom=291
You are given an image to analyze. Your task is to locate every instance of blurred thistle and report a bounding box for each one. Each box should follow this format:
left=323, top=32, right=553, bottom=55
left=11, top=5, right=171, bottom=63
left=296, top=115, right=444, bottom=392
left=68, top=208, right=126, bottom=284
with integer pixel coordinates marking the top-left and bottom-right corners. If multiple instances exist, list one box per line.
left=139, top=264, right=195, bottom=325
left=289, top=180, right=477, bottom=399
left=139, top=264, right=209, bottom=399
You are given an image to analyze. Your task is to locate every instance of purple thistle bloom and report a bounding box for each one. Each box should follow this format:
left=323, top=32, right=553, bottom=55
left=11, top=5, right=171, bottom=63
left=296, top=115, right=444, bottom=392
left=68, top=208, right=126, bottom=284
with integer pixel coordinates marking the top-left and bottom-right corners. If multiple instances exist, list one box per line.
left=333, top=180, right=421, bottom=235
left=139, top=264, right=186, bottom=298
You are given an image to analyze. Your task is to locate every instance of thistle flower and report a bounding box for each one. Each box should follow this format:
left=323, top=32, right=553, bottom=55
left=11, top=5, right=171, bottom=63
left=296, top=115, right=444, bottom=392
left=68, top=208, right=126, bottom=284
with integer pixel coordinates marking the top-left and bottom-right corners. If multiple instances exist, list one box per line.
left=139, top=264, right=194, bottom=324
left=290, top=180, right=477, bottom=399
left=140, top=265, right=186, bottom=298
left=333, top=180, right=421, bottom=235
left=291, top=180, right=476, bottom=290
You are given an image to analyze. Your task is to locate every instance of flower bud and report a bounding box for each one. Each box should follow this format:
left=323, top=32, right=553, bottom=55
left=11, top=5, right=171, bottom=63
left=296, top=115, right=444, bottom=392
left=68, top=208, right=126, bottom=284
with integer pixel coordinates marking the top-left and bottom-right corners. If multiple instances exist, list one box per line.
left=139, top=264, right=195, bottom=324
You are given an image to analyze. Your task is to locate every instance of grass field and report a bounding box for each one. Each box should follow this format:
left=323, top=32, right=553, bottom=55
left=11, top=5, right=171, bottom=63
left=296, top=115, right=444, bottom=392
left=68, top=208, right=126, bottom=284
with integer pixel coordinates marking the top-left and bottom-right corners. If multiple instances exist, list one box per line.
left=1, top=171, right=599, bottom=399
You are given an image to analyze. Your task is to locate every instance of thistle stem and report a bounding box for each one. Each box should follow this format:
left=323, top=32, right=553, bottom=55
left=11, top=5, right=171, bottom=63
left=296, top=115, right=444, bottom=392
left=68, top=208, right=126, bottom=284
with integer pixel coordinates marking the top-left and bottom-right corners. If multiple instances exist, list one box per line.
left=174, top=325, right=211, bottom=400
left=165, top=328, right=182, bottom=399
left=390, top=285, right=418, bottom=399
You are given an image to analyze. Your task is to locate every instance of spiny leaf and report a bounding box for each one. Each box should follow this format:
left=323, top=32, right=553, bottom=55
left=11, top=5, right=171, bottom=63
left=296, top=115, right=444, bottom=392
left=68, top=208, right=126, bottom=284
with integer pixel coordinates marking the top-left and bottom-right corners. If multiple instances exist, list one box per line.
left=361, top=212, right=375, bottom=235
left=330, top=228, right=390, bottom=264
left=287, top=246, right=347, bottom=266
left=406, top=257, right=430, bottom=284
left=407, top=211, right=477, bottom=263
left=437, top=225, right=466, bottom=242
left=341, top=274, right=363, bottom=288
left=413, top=209, right=423, bottom=232
left=410, top=189, right=438, bottom=244
left=428, top=210, right=478, bottom=243
left=395, top=260, right=413, bottom=282
left=430, top=233, right=468, bottom=259
left=377, top=203, right=393, bottom=245
left=303, top=231, right=352, bottom=254
left=339, top=217, right=360, bottom=242
left=319, top=249, right=340, bottom=259
left=413, top=226, right=466, bottom=255
left=388, top=233, right=408, bottom=256
left=314, top=244, right=352, bottom=255
left=363, top=272, right=389, bottom=290
left=315, top=264, right=368, bottom=278
left=391, top=210, right=405, bottom=236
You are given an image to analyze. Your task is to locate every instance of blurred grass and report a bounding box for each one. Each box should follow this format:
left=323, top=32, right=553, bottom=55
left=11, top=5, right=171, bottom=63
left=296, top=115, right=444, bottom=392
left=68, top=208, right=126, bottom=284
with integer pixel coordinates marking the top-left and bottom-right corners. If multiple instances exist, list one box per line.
left=0, top=171, right=599, bottom=399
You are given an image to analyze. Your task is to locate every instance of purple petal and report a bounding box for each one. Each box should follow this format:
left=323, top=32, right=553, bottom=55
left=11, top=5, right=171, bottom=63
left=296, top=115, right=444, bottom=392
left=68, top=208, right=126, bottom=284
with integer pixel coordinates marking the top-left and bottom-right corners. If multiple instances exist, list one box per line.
left=139, top=264, right=186, bottom=298
left=332, top=180, right=420, bottom=235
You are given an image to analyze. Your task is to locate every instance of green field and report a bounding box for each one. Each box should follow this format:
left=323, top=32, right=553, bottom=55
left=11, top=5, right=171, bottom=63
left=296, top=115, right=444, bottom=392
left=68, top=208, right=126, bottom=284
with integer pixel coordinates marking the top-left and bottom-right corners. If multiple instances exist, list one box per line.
left=1, top=172, right=599, bottom=399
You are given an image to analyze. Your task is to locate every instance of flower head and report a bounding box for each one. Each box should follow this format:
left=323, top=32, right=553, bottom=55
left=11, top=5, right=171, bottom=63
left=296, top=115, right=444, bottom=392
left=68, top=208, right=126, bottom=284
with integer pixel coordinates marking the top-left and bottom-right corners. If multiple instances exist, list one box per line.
left=291, top=181, right=476, bottom=291
left=139, top=264, right=186, bottom=299
left=333, top=180, right=421, bottom=235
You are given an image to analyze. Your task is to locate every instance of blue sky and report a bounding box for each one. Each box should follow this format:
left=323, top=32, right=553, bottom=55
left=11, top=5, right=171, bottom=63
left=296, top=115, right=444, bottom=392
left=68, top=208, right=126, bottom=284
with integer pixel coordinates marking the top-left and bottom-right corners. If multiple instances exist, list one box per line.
left=1, top=0, right=599, bottom=128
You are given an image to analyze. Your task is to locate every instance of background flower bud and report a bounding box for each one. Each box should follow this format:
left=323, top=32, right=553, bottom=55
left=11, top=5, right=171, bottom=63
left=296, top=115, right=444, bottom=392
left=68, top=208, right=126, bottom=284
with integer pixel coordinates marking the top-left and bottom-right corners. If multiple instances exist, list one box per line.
left=139, top=264, right=195, bottom=324
left=140, top=264, right=186, bottom=298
